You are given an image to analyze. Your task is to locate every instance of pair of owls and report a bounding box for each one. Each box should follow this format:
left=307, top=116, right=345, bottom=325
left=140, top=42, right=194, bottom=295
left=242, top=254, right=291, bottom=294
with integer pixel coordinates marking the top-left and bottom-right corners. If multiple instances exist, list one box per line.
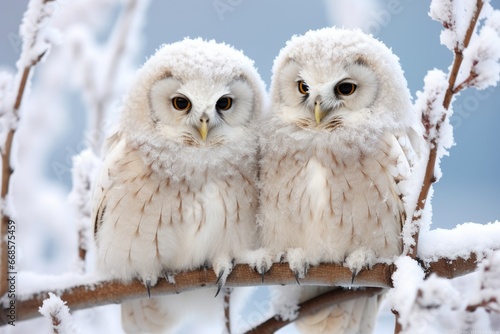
left=92, top=27, right=423, bottom=333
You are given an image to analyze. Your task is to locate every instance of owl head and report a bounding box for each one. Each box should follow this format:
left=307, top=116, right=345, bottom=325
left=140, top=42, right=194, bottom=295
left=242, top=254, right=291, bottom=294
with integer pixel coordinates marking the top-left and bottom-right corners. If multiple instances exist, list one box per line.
left=270, top=27, right=414, bottom=143
left=120, top=38, right=266, bottom=150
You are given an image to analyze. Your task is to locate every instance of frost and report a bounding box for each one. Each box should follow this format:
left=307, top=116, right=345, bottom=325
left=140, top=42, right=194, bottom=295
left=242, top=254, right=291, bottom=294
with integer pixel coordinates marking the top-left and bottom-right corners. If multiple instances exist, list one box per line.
left=418, top=222, right=500, bottom=263
left=0, top=70, right=14, bottom=144
left=18, top=271, right=105, bottom=299
left=429, top=0, right=477, bottom=51
left=68, top=149, right=100, bottom=272
left=414, top=69, right=453, bottom=183
left=271, top=286, right=301, bottom=322
left=39, top=292, right=80, bottom=334
left=461, top=25, right=500, bottom=90
left=467, top=250, right=500, bottom=312
left=387, top=257, right=425, bottom=327
left=391, top=251, right=500, bottom=333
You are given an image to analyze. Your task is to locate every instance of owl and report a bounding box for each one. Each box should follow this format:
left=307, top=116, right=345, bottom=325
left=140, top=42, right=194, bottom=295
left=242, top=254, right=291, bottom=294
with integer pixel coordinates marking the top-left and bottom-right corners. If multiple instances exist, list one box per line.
left=91, top=38, right=266, bottom=333
left=257, top=27, right=424, bottom=333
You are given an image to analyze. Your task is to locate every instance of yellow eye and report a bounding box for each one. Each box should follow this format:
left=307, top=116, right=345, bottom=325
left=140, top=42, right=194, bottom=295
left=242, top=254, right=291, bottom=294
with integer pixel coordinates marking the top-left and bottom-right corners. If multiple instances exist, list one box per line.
left=298, top=81, right=309, bottom=95
left=172, top=97, right=191, bottom=111
left=216, top=97, right=232, bottom=111
left=335, top=82, right=357, bottom=96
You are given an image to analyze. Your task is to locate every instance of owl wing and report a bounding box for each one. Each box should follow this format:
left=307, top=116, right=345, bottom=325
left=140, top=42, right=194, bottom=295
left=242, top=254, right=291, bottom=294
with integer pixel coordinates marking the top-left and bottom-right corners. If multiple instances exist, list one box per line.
left=91, top=130, right=123, bottom=238
left=392, top=124, right=428, bottom=224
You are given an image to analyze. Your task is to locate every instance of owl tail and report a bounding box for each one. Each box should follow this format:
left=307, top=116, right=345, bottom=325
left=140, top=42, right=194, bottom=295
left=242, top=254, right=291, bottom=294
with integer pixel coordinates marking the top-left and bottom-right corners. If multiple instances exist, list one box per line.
left=295, top=286, right=383, bottom=334
left=121, top=298, right=178, bottom=334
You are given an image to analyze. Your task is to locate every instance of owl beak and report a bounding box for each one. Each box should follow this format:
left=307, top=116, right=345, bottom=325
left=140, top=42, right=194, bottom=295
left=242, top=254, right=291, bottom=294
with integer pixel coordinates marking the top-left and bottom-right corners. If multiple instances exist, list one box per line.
left=199, top=117, right=209, bottom=141
left=314, top=102, right=324, bottom=124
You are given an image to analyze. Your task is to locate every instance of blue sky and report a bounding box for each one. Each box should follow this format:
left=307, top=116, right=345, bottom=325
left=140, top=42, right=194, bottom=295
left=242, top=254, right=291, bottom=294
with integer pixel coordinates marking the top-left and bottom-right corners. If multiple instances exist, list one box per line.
left=1, top=0, right=499, bottom=230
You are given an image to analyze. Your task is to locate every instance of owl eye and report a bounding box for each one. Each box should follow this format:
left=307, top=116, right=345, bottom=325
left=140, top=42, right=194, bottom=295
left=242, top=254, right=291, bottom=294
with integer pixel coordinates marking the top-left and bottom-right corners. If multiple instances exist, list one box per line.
left=216, top=97, right=232, bottom=111
left=335, top=82, right=357, bottom=96
left=172, top=97, right=191, bottom=111
left=298, top=81, right=309, bottom=95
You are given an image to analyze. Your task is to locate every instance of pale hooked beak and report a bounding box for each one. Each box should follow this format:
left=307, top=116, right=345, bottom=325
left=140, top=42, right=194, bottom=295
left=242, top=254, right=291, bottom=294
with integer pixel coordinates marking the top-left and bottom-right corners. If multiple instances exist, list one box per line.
left=199, top=116, right=209, bottom=141
left=314, top=102, right=324, bottom=125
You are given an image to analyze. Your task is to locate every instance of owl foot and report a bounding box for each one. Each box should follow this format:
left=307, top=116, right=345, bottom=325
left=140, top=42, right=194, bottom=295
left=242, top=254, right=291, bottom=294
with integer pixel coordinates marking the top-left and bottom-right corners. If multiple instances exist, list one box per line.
left=246, top=248, right=274, bottom=282
left=213, top=257, right=235, bottom=297
left=162, top=271, right=176, bottom=284
left=286, top=248, right=309, bottom=284
left=344, top=247, right=377, bottom=286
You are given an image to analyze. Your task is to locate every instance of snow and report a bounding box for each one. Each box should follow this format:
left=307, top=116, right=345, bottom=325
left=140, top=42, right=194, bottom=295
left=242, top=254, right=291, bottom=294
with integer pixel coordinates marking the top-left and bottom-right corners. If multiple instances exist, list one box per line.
left=271, top=285, right=302, bottom=322
left=39, top=293, right=79, bottom=334
left=0, top=70, right=14, bottom=144
left=412, top=68, right=453, bottom=209
left=18, top=271, right=105, bottom=299
left=68, top=149, right=100, bottom=272
left=389, top=251, right=500, bottom=333
left=387, top=257, right=425, bottom=328
left=467, top=250, right=500, bottom=311
left=429, top=0, right=477, bottom=51
left=461, top=25, right=500, bottom=90
left=418, top=222, right=500, bottom=263
left=17, top=0, right=61, bottom=69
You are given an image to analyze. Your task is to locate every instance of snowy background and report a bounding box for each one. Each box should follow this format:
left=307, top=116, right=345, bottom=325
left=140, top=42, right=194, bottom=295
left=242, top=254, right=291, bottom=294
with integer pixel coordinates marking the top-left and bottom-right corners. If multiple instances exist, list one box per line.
left=0, top=0, right=499, bottom=333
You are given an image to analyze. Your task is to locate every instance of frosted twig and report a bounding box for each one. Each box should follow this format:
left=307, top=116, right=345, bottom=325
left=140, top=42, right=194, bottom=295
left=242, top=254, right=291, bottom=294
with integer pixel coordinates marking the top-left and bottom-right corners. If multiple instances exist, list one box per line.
left=68, top=149, right=99, bottom=271
left=0, top=0, right=58, bottom=298
left=39, top=292, right=78, bottom=334
left=407, top=0, right=484, bottom=259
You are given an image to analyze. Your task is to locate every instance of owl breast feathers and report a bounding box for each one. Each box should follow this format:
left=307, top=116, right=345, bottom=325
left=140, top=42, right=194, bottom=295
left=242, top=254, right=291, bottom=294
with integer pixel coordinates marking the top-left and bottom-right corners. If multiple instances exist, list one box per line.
left=258, top=27, right=425, bottom=272
left=91, top=38, right=267, bottom=286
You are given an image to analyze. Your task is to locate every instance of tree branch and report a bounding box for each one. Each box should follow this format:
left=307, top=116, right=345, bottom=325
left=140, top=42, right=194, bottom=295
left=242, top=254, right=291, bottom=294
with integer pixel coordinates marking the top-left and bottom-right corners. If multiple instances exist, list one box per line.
left=407, top=0, right=484, bottom=259
left=245, top=287, right=384, bottom=334
left=3, top=254, right=486, bottom=326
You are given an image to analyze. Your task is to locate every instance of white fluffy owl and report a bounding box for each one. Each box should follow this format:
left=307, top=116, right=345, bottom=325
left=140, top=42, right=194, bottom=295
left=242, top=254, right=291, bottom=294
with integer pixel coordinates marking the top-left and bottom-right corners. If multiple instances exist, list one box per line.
left=258, top=28, right=425, bottom=333
left=92, top=38, right=266, bottom=333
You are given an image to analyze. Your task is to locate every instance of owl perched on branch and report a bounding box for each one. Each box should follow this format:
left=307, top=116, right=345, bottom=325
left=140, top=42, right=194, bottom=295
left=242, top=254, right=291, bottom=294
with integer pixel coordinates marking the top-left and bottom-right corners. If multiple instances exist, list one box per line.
left=258, top=27, right=425, bottom=333
left=92, top=38, right=266, bottom=332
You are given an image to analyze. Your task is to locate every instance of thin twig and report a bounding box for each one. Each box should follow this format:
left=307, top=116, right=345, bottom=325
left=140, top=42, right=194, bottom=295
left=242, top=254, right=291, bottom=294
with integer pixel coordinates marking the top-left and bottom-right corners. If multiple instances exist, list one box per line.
left=465, top=297, right=498, bottom=313
left=2, top=255, right=484, bottom=326
left=0, top=50, right=47, bottom=297
left=408, top=0, right=484, bottom=259
left=245, top=287, right=384, bottom=334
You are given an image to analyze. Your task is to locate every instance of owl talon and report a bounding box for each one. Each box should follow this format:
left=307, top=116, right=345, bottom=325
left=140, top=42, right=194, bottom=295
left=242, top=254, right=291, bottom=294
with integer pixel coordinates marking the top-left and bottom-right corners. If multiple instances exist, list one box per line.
left=215, top=284, right=222, bottom=298
left=261, top=266, right=266, bottom=283
left=294, top=271, right=301, bottom=285
left=145, top=277, right=152, bottom=298
left=162, top=271, right=176, bottom=284
left=215, top=270, right=225, bottom=286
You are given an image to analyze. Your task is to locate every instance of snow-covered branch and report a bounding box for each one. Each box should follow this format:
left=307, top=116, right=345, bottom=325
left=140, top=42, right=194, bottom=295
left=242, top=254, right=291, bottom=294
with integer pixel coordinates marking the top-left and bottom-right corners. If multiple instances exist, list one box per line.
left=407, top=0, right=493, bottom=258
left=5, top=250, right=490, bottom=326
left=67, top=149, right=99, bottom=271
left=0, top=0, right=59, bottom=298
left=39, top=292, right=79, bottom=334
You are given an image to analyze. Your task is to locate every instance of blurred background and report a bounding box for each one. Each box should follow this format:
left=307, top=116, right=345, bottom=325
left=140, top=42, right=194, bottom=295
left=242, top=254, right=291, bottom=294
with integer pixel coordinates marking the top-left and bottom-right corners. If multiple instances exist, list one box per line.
left=0, top=0, right=498, bottom=333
